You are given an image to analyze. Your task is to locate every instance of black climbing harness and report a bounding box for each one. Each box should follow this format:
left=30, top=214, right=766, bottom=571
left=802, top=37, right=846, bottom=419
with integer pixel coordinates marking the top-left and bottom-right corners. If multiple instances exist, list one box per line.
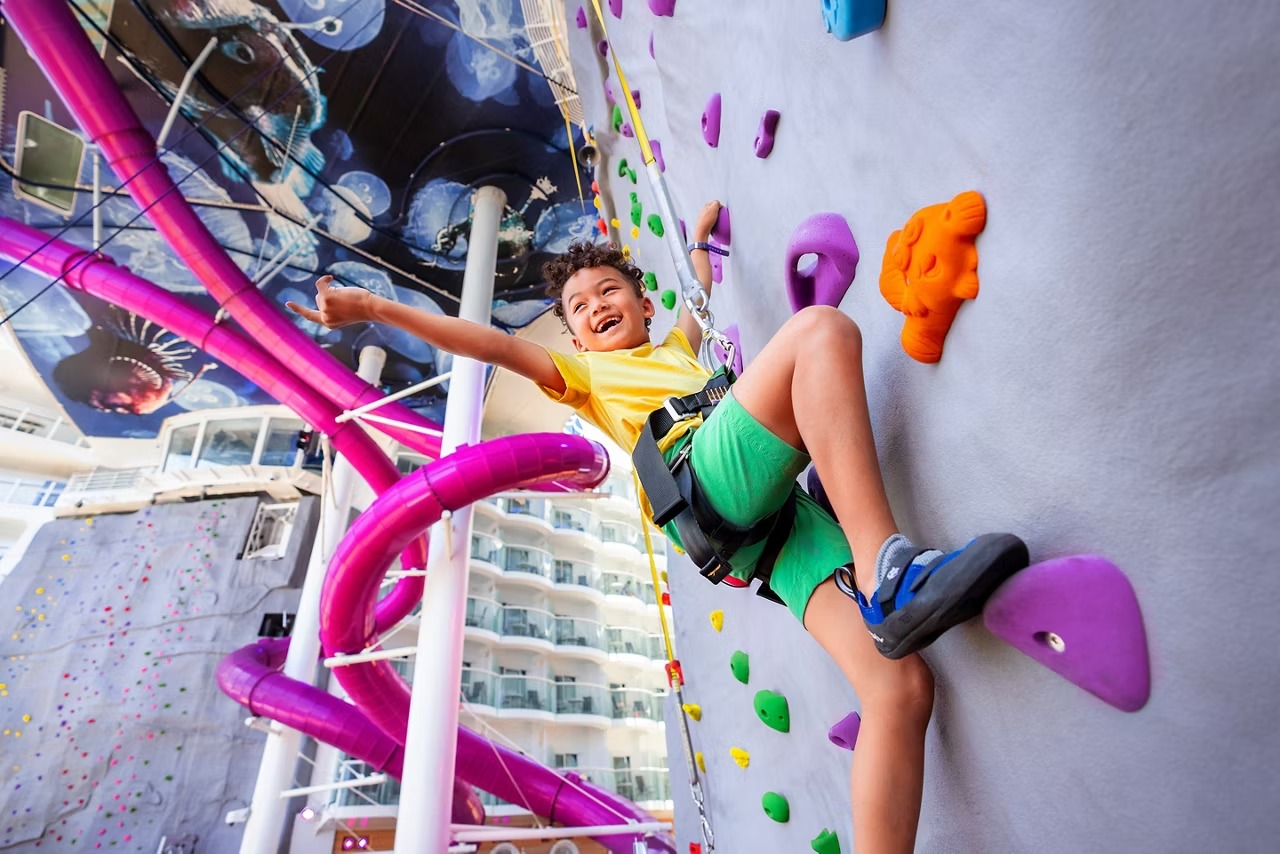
left=632, top=367, right=796, bottom=606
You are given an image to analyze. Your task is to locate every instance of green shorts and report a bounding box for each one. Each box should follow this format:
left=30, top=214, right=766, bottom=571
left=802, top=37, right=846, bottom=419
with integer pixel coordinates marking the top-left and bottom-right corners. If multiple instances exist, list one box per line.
left=660, top=389, right=851, bottom=623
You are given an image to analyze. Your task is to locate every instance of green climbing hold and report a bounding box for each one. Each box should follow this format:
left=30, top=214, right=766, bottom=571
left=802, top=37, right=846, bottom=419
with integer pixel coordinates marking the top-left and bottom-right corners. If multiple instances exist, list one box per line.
left=612, top=104, right=624, bottom=132
left=630, top=193, right=643, bottom=227
left=617, top=158, right=629, bottom=178
left=762, top=791, right=790, bottom=823
left=661, top=289, right=677, bottom=310
left=730, top=650, right=750, bottom=684
left=754, top=689, right=790, bottom=733
left=646, top=214, right=665, bottom=237
left=627, top=167, right=638, bottom=183
left=642, top=271, right=658, bottom=292
left=811, top=828, right=841, bottom=854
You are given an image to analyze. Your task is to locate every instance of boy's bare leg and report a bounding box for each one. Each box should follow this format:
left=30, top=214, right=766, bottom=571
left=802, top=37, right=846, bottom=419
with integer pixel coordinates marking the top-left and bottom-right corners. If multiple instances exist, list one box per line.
left=730, top=306, right=895, bottom=594
left=804, top=579, right=933, bottom=854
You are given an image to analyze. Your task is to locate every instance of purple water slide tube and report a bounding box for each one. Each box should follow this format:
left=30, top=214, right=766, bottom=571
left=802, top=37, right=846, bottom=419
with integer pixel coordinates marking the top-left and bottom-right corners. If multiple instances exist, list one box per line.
left=2, top=0, right=442, bottom=458
left=318, top=434, right=673, bottom=853
left=0, top=218, right=425, bottom=630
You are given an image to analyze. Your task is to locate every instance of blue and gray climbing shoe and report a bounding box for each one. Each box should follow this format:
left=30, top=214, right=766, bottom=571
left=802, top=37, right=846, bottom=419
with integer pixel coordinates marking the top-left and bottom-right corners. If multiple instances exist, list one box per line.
left=840, top=533, right=1029, bottom=659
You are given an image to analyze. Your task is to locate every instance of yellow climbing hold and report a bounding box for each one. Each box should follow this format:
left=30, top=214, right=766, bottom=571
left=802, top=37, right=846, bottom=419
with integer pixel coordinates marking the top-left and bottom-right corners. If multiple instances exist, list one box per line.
left=61, top=555, right=70, bottom=561
left=682, top=703, right=702, bottom=722
left=695, top=752, right=706, bottom=773
left=610, top=217, right=621, bottom=228
left=21, top=714, right=30, bottom=723
left=593, top=196, right=602, bottom=209
left=34, top=588, right=43, bottom=595
left=673, top=543, right=685, bottom=555
left=710, top=610, right=724, bottom=632
left=660, top=571, right=668, bottom=584
left=621, top=245, right=631, bottom=259
left=630, top=226, right=640, bottom=239
left=730, top=747, right=750, bottom=768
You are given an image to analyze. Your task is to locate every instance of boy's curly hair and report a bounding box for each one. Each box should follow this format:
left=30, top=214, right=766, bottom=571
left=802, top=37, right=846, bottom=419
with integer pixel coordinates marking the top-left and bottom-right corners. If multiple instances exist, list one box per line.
left=542, top=241, right=649, bottom=329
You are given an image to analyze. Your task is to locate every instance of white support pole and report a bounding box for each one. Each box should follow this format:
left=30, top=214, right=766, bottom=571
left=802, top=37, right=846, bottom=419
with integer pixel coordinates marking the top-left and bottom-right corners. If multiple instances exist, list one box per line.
left=395, top=185, right=505, bottom=853
left=156, top=37, right=219, bottom=150
left=238, top=345, right=388, bottom=854
left=91, top=150, right=102, bottom=250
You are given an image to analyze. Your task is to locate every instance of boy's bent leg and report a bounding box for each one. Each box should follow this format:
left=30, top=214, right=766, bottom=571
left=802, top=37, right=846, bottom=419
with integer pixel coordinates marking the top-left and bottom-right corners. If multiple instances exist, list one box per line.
left=804, top=579, right=933, bottom=854
left=730, top=306, right=896, bottom=591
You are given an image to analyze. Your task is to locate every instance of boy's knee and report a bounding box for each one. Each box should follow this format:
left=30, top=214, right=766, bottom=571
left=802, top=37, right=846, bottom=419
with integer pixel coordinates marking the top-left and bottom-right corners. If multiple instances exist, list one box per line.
left=790, top=305, right=861, bottom=347
left=862, top=656, right=934, bottom=724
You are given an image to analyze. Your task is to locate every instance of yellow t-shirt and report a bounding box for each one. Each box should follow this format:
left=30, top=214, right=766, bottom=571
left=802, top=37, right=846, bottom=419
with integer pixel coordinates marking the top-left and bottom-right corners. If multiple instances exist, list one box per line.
left=538, top=327, right=711, bottom=457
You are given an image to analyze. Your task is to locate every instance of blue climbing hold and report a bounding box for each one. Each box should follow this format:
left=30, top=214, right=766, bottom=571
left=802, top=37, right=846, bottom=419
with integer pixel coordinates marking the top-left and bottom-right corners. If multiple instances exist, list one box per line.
left=822, top=0, right=886, bottom=41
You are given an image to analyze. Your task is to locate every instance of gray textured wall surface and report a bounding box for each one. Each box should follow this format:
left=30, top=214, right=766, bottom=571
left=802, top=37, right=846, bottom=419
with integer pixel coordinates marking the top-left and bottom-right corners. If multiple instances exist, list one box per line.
left=0, top=495, right=317, bottom=852
left=566, top=1, right=1280, bottom=852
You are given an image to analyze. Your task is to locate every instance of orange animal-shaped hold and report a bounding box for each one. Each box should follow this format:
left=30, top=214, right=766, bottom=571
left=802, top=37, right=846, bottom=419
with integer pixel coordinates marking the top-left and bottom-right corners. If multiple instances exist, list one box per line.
left=879, top=191, right=987, bottom=363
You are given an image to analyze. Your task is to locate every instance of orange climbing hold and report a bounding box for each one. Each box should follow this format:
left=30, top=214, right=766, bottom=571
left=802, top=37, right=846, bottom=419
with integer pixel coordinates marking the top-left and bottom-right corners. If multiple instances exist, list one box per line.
left=879, top=191, right=987, bottom=363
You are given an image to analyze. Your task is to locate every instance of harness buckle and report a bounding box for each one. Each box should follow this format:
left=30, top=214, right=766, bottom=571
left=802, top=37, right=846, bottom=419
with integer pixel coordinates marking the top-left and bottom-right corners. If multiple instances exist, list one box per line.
left=664, top=395, right=695, bottom=423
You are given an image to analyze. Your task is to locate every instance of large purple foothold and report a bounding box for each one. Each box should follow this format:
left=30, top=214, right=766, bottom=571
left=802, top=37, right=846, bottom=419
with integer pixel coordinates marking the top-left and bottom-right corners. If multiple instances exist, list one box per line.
left=712, top=323, right=744, bottom=375
left=604, top=80, right=616, bottom=105
left=709, top=245, right=724, bottom=283
left=651, top=139, right=665, bottom=172
left=575, top=5, right=587, bottom=28
left=827, top=711, right=861, bottom=750
left=754, top=109, right=781, bottom=159
left=712, top=206, right=731, bottom=244
left=983, top=555, right=1151, bottom=713
left=701, top=93, right=722, bottom=148
left=620, top=123, right=634, bottom=138
left=648, top=0, right=676, bottom=16
left=784, top=213, right=859, bottom=312
left=609, top=0, right=623, bottom=18
left=597, top=39, right=609, bottom=58
left=631, top=89, right=642, bottom=109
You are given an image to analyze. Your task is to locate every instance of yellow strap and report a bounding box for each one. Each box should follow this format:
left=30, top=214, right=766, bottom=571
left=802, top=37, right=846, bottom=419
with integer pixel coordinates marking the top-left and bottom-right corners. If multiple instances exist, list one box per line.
left=587, top=0, right=655, bottom=166
left=633, top=470, right=676, bottom=664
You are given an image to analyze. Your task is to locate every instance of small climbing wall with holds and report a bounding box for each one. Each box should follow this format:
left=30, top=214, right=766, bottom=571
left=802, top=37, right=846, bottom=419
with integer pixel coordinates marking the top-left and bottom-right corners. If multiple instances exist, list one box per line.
left=0, top=496, right=318, bottom=851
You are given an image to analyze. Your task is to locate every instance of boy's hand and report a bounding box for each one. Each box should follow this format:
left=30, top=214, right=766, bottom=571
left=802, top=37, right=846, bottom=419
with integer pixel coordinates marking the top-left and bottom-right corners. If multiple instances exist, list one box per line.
left=286, top=275, right=377, bottom=329
left=692, top=200, right=721, bottom=242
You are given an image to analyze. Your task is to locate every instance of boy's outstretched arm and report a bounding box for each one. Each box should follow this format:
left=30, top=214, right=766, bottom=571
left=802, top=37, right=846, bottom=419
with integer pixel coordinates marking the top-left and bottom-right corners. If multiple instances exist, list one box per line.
left=678, top=200, right=722, bottom=354
left=287, top=276, right=567, bottom=395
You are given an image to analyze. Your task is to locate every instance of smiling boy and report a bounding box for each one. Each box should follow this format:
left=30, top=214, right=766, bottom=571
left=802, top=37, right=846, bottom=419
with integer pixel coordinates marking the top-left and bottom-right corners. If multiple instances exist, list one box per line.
left=288, top=199, right=1028, bottom=853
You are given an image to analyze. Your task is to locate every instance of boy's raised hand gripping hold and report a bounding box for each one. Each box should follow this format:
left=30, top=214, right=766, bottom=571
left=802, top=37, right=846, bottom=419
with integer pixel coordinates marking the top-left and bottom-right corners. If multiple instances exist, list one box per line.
left=680, top=200, right=723, bottom=354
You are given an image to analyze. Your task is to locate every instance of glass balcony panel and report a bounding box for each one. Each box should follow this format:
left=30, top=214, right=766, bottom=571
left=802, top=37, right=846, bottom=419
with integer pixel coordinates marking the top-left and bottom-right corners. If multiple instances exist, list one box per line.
left=555, top=559, right=603, bottom=592
left=553, top=616, right=607, bottom=651
left=259, top=418, right=304, bottom=466
left=501, top=606, right=553, bottom=641
left=498, top=673, right=552, bottom=712
left=196, top=418, right=261, bottom=468
left=606, top=626, right=650, bottom=656
left=601, top=571, right=641, bottom=598
left=470, top=533, right=501, bottom=565
left=333, top=759, right=401, bottom=807
left=609, top=688, right=665, bottom=722
left=551, top=506, right=595, bottom=534
left=502, top=496, right=547, bottom=521
left=553, top=681, right=608, bottom=717
left=460, top=667, right=498, bottom=706
left=503, top=545, right=552, bottom=579
left=465, top=597, right=500, bottom=633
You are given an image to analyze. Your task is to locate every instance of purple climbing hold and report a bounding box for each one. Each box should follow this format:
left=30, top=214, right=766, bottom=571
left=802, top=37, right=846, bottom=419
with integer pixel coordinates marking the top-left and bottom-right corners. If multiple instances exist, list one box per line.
left=597, top=39, right=609, bottom=58
left=651, top=139, right=665, bottom=172
left=709, top=245, right=724, bottom=283
left=712, top=206, right=731, bottom=244
left=678, top=218, right=687, bottom=242
left=631, top=89, right=642, bottom=109
left=649, top=32, right=656, bottom=59
left=604, top=81, right=616, bottom=105
left=609, top=0, right=623, bottom=18
left=712, top=323, right=744, bottom=375
left=648, top=0, right=676, bottom=15
left=806, top=468, right=834, bottom=518
left=784, top=213, right=859, bottom=312
left=983, top=555, right=1150, bottom=713
left=621, top=123, right=634, bottom=138
left=701, top=93, right=722, bottom=148
left=827, top=711, right=861, bottom=750
left=755, top=109, right=781, bottom=159
left=823, top=0, right=887, bottom=41
left=576, top=5, right=587, bottom=28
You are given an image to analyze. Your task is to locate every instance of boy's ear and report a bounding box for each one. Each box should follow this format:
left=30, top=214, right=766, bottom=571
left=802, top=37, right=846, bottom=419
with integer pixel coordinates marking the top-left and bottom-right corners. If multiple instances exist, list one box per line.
left=642, top=296, right=655, bottom=319
left=571, top=335, right=587, bottom=352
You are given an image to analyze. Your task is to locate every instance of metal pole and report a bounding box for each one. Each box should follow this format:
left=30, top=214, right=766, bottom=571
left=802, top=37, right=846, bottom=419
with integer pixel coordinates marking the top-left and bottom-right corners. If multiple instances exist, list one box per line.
left=238, top=346, right=388, bottom=854
left=155, top=37, right=218, bottom=150
left=395, top=185, right=505, bottom=853
left=91, top=150, right=102, bottom=250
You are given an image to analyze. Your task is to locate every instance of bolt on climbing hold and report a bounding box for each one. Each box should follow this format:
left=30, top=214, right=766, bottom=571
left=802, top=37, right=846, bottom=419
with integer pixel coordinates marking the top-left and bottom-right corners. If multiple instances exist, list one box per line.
left=880, top=191, right=986, bottom=363
left=811, top=828, right=841, bottom=854
left=661, top=289, right=677, bottom=310
left=755, top=109, right=781, bottom=158
left=827, top=711, right=861, bottom=750
left=701, top=93, right=722, bottom=147
left=785, top=213, right=859, bottom=313
left=730, top=747, right=750, bottom=768
left=609, top=0, right=623, bottom=18
left=754, top=689, right=790, bottom=733
left=709, top=609, right=724, bottom=631
left=762, top=791, right=790, bottom=823
left=647, top=214, right=665, bottom=237
left=695, top=751, right=706, bottom=772
left=711, top=206, right=731, bottom=244
left=598, top=39, right=609, bottom=58
left=682, top=702, right=702, bottom=721
left=730, top=650, right=750, bottom=684
left=650, top=139, right=666, bottom=172
left=576, top=6, right=587, bottom=28
left=642, top=271, right=659, bottom=291
left=648, top=0, right=676, bottom=16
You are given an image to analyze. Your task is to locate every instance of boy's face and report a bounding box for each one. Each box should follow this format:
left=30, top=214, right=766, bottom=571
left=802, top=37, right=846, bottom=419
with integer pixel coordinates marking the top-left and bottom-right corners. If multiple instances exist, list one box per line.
left=561, top=265, right=654, bottom=352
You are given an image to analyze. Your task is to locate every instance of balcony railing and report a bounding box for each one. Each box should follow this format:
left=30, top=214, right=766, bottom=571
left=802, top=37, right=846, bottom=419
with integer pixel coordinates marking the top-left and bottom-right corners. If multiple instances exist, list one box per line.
left=470, top=532, right=501, bottom=565
left=464, top=596, right=501, bottom=633
left=499, top=496, right=549, bottom=522
left=331, top=759, right=401, bottom=808
left=553, top=616, right=607, bottom=651
left=500, top=605, right=554, bottom=641
left=553, top=681, right=609, bottom=716
left=553, top=558, right=604, bottom=593
left=576, top=766, right=671, bottom=803
left=599, top=520, right=641, bottom=549
left=0, top=476, right=64, bottom=507
left=503, top=545, right=553, bottom=580
left=550, top=506, right=595, bottom=535
left=609, top=687, right=667, bottom=723
left=0, top=402, right=86, bottom=447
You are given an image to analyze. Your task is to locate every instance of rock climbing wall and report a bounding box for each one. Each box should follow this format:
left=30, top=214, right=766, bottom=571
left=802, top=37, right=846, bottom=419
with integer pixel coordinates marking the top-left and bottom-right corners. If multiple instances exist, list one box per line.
left=0, top=496, right=318, bottom=851
left=570, top=1, right=1280, bottom=852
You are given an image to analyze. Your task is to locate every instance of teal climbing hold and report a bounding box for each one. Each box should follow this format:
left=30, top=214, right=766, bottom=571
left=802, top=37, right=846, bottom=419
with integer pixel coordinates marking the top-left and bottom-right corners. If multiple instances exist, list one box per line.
left=754, top=689, right=790, bottom=733
left=661, top=289, right=677, bottom=310
left=811, top=828, right=841, bottom=854
left=762, top=791, right=790, bottom=823
left=646, top=213, right=665, bottom=237
left=730, top=650, right=750, bottom=684
left=642, top=271, right=658, bottom=292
